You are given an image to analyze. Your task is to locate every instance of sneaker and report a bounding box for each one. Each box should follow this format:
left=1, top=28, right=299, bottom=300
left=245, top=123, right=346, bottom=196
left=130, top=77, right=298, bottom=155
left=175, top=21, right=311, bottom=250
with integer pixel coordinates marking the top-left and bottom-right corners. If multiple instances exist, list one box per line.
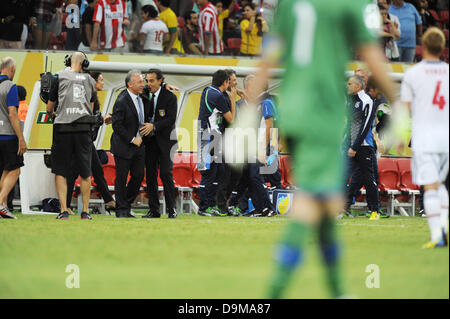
left=227, top=206, right=241, bottom=217
left=343, top=210, right=354, bottom=218
left=369, top=211, right=380, bottom=220
left=243, top=209, right=257, bottom=217
left=208, top=206, right=227, bottom=217
left=56, top=211, right=69, bottom=220
left=261, top=207, right=276, bottom=217
left=422, top=238, right=447, bottom=249
left=81, top=212, right=92, bottom=220
left=442, top=228, right=448, bottom=247
left=418, top=209, right=426, bottom=217
left=0, top=206, right=17, bottom=219
left=378, top=209, right=390, bottom=218
left=197, top=210, right=212, bottom=217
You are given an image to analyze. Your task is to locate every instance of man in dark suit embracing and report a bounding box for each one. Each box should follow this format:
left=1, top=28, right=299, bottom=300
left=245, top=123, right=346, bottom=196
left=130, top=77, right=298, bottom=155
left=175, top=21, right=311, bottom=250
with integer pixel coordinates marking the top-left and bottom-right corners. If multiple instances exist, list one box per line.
left=141, top=68, right=178, bottom=218
left=111, top=69, right=150, bottom=218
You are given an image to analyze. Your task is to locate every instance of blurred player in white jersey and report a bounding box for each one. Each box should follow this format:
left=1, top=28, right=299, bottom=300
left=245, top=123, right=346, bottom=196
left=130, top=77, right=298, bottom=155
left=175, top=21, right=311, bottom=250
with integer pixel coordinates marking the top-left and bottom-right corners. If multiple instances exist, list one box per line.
left=400, top=27, right=449, bottom=248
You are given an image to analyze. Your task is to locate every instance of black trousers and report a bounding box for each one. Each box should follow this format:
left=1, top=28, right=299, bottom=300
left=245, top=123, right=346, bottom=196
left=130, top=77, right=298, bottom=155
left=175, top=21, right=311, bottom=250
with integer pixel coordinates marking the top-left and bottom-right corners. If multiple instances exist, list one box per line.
left=199, top=161, right=225, bottom=211
left=66, top=143, right=114, bottom=208
left=345, top=146, right=380, bottom=212
left=216, top=163, right=243, bottom=211
left=114, top=149, right=145, bottom=215
left=263, top=166, right=283, bottom=190
left=229, top=162, right=274, bottom=212
left=145, top=141, right=176, bottom=213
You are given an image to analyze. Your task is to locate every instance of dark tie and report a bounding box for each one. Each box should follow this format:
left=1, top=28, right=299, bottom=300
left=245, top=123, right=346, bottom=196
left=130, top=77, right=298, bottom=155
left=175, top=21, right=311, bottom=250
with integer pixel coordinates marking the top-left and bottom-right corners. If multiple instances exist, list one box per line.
left=150, top=94, right=156, bottom=120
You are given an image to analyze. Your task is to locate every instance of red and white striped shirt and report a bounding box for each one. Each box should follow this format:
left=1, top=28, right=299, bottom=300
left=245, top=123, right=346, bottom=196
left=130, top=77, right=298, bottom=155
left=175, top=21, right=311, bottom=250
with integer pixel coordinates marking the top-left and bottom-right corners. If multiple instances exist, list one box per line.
left=93, top=0, right=129, bottom=49
left=199, top=2, right=223, bottom=54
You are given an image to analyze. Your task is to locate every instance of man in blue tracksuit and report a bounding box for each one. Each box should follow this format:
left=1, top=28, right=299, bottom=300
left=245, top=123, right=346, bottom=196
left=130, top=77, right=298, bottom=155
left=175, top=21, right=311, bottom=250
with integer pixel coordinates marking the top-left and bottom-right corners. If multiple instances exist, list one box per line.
left=197, top=70, right=236, bottom=216
left=343, top=75, right=380, bottom=219
left=227, top=75, right=276, bottom=217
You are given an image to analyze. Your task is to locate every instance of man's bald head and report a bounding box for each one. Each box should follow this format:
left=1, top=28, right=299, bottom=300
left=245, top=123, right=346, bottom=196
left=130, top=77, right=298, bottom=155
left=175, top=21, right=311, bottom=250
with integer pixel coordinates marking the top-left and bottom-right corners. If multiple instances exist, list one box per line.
left=71, top=52, right=86, bottom=70
left=0, top=57, right=16, bottom=80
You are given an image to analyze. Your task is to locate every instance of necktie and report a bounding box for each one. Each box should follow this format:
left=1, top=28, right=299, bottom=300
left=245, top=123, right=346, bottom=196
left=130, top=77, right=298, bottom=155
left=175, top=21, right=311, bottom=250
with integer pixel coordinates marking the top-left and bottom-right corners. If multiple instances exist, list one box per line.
left=150, top=93, right=156, bottom=120
left=137, top=96, right=144, bottom=125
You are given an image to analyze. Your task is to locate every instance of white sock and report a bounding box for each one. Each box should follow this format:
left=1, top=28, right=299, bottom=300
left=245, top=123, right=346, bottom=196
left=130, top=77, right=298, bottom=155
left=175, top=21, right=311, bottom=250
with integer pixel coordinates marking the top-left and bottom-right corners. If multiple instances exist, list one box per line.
left=424, top=189, right=442, bottom=242
left=438, top=184, right=449, bottom=234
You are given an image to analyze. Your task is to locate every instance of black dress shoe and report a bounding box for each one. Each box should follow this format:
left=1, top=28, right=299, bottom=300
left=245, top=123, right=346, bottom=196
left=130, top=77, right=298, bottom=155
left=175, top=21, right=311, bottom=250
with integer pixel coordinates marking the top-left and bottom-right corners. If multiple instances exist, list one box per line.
left=167, top=208, right=178, bottom=218
left=125, top=212, right=136, bottom=218
left=116, top=211, right=135, bottom=218
left=142, top=211, right=161, bottom=218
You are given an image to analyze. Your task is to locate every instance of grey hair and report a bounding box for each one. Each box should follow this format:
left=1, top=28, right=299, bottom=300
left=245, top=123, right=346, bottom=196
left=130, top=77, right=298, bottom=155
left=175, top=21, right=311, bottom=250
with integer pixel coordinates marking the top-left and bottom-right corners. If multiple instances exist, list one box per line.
left=125, top=69, right=142, bottom=88
left=243, top=74, right=256, bottom=89
left=351, top=75, right=365, bottom=91
left=0, top=57, right=16, bottom=71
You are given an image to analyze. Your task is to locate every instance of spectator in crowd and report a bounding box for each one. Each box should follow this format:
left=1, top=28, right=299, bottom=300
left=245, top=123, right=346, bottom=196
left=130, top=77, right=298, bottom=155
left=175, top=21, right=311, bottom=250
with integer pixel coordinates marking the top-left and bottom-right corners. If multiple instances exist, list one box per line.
left=379, top=5, right=401, bottom=61
left=155, top=0, right=182, bottom=54
left=215, top=0, right=236, bottom=40
left=197, top=0, right=224, bottom=55
left=181, top=11, right=202, bottom=55
left=167, top=0, right=194, bottom=18
left=137, top=4, right=168, bottom=53
left=78, top=0, right=96, bottom=51
left=17, top=86, right=28, bottom=122
left=240, top=3, right=268, bottom=57
left=65, top=0, right=82, bottom=50
left=222, top=17, right=240, bottom=46
left=0, top=0, right=36, bottom=49
left=91, top=0, right=130, bottom=52
left=257, top=0, right=278, bottom=28
left=126, top=0, right=144, bottom=52
left=389, top=0, right=423, bottom=63
left=32, top=0, right=63, bottom=49
left=378, top=1, right=402, bottom=61
left=418, top=0, right=437, bottom=32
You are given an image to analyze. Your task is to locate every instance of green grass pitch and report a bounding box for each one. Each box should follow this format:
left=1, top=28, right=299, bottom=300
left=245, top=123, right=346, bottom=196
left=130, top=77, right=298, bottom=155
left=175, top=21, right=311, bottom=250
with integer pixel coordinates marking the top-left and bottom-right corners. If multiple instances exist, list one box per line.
left=0, top=213, right=448, bottom=299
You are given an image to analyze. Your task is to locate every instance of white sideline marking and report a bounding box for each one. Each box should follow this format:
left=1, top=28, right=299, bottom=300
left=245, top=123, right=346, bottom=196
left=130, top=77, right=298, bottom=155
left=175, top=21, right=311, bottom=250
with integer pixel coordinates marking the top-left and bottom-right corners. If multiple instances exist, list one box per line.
left=337, top=222, right=406, bottom=228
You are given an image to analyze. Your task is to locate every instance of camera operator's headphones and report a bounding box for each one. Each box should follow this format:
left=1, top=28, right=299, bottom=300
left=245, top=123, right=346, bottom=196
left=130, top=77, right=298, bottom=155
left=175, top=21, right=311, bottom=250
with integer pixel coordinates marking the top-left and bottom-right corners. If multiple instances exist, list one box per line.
left=64, top=51, right=90, bottom=71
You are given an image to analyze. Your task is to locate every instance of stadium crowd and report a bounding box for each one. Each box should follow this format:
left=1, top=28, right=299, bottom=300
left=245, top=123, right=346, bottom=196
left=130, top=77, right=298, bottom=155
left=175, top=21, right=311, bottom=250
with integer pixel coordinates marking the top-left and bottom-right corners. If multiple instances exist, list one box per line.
left=1, top=0, right=447, bottom=61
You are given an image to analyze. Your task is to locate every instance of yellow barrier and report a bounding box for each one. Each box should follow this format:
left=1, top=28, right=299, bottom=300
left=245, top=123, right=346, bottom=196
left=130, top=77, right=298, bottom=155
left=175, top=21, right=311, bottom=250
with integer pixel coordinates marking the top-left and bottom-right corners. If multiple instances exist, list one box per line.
left=0, top=50, right=412, bottom=155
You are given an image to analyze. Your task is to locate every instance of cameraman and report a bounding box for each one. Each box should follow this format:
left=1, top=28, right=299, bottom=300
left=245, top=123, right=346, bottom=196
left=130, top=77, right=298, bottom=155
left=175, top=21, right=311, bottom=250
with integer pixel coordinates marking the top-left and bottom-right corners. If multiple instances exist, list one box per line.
left=46, top=51, right=96, bottom=220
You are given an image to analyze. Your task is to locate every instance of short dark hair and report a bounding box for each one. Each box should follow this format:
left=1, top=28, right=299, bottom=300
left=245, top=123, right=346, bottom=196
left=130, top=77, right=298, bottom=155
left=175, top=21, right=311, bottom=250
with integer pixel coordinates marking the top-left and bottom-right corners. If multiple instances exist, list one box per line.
left=17, top=85, right=26, bottom=101
left=184, top=10, right=197, bottom=22
left=366, top=77, right=378, bottom=91
left=142, top=5, right=158, bottom=19
left=212, top=70, right=229, bottom=87
left=159, top=0, right=171, bottom=7
left=224, top=69, right=236, bottom=77
left=89, top=71, right=102, bottom=82
left=146, top=68, right=164, bottom=82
